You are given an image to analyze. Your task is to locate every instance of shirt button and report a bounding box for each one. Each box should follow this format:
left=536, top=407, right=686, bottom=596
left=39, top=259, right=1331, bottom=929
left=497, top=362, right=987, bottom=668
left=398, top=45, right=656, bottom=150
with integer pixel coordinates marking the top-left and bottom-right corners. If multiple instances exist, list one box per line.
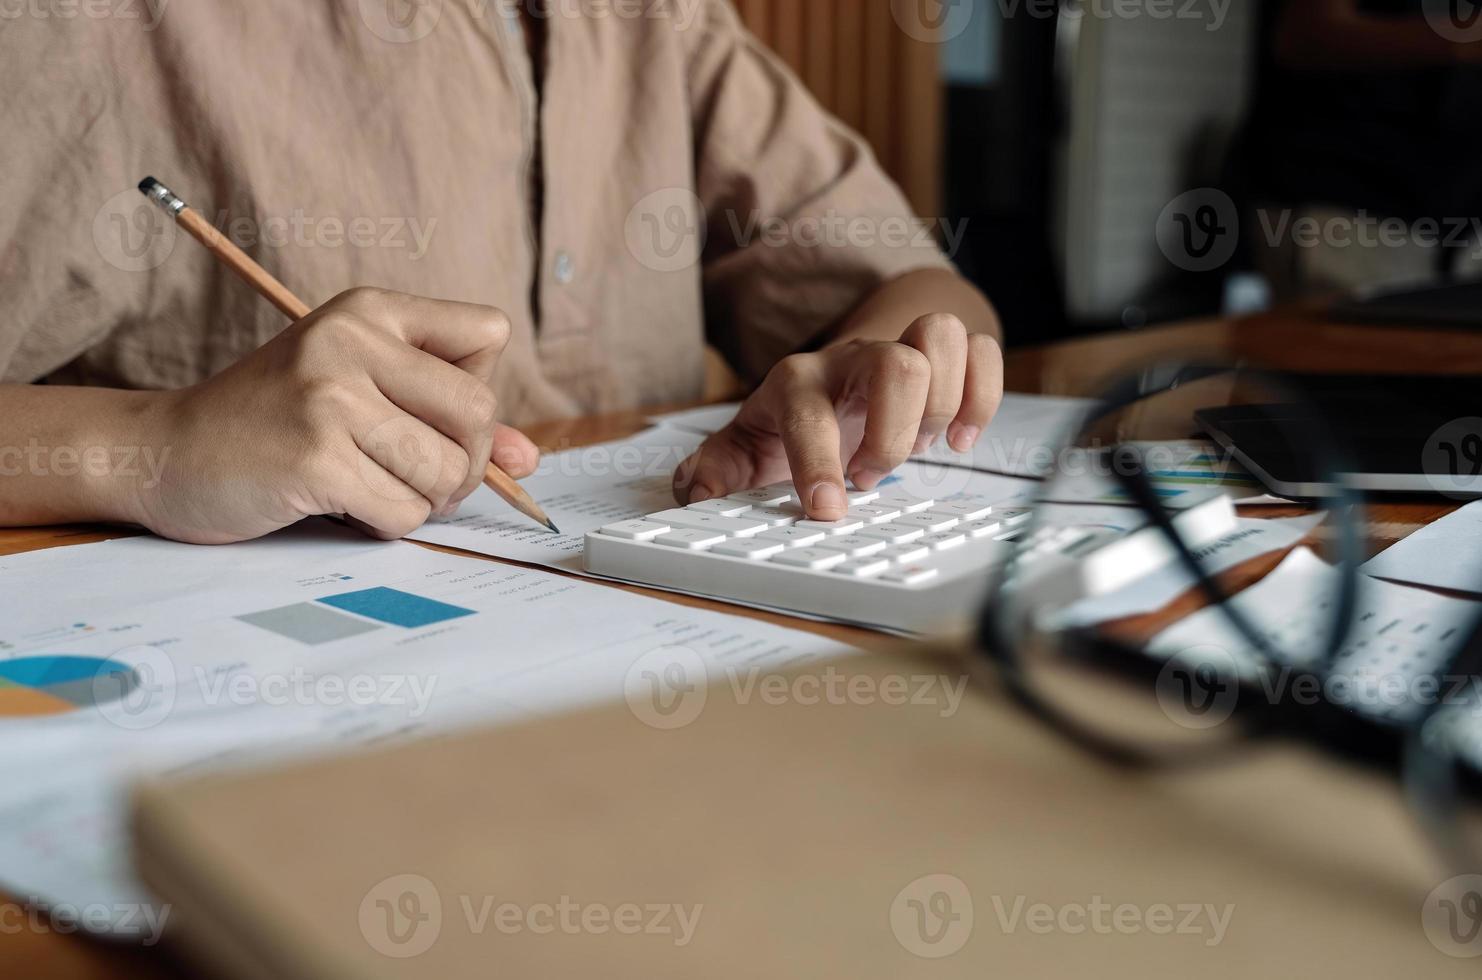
left=553, top=250, right=575, bottom=285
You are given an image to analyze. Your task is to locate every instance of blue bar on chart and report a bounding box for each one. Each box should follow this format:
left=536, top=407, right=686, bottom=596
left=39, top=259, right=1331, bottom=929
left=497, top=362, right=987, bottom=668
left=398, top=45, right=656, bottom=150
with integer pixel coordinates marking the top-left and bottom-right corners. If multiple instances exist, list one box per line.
left=316, top=587, right=476, bottom=629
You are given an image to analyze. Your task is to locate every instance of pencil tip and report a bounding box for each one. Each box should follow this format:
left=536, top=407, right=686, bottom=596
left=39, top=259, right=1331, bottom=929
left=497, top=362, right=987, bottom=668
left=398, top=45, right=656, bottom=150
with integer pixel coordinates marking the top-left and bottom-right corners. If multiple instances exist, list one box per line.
left=546, top=521, right=562, bottom=535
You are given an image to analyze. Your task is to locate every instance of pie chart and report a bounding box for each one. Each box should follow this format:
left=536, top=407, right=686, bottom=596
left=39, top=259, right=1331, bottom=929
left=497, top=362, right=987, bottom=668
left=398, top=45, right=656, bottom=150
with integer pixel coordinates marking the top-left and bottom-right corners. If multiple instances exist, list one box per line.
left=0, top=656, right=141, bottom=718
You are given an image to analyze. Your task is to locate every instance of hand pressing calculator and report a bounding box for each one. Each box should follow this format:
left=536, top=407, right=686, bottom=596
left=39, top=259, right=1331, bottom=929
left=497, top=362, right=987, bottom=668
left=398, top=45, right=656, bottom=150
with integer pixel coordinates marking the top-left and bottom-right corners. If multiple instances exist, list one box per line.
left=583, top=482, right=1237, bottom=634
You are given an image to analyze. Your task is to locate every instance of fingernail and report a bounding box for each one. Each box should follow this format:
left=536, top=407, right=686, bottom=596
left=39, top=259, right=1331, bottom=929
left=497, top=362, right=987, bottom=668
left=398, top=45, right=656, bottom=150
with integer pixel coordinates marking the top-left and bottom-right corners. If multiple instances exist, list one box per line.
left=912, top=432, right=937, bottom=455
left=849, top=468, right=890, bottom=489
left=949, top=424, right=981, bottom=453
left=809, top=483, right=847, bottom=516
left=689, top=483, right=717, bottom=504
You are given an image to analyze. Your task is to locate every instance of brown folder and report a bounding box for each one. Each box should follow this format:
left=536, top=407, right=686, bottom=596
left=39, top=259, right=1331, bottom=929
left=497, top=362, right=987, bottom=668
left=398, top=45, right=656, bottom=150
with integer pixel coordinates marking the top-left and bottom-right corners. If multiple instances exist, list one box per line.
left=131, top=646, right=1476, bottom=978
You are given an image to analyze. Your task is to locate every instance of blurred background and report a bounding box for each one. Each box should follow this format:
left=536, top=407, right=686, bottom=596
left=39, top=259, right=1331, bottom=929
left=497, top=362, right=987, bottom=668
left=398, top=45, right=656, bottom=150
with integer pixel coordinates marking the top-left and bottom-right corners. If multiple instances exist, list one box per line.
left=734, top=0, right=1482, bottom=346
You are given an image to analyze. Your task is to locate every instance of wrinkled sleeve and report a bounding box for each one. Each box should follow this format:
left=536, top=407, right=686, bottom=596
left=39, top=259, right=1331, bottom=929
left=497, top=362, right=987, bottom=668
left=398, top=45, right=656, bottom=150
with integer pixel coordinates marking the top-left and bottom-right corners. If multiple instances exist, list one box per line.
left=0, top=16, right=155, bottom=384
left=681, top=0, right=953, bottom=384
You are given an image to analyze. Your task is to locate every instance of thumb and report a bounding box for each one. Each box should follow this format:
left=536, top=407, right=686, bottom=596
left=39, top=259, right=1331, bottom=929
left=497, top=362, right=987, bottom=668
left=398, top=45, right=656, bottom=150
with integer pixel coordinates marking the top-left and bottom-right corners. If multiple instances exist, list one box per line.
left=673, top=427, right=758, bottom=505
left=490, top=424, right=540, bottom=479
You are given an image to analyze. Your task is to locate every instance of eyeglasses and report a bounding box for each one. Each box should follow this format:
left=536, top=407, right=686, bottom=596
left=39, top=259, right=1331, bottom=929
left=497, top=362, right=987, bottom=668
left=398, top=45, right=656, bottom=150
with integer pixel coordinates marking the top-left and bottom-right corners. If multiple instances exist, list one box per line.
left=973, top=360, right=1482, bottom=885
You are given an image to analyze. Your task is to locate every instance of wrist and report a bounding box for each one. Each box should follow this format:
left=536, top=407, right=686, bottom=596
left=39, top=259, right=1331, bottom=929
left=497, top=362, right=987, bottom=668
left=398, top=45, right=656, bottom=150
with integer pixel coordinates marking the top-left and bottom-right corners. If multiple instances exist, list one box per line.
left=75, top=388, right=184, bottom=527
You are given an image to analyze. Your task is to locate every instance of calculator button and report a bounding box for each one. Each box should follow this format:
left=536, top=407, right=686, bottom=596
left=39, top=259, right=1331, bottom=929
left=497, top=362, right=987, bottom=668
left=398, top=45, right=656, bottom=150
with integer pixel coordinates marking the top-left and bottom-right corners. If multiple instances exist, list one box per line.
left=996, top=508, right=1033, bottom=526
left=855, top=524, right=925, bottom=544
left=843, top=487, right=881, bottom=505
left=961, top=518, right=1003, bottom=539
left=815, top=535, right=889, bottom=557
left=848, top=504, right=902, bottom=524
left=598, top=519, right=671, bottom=541
left=795, top=517, right=865, bottom=536
left=648, top=509, right=768, bottom=538
left=745, top=507, right=800, bottom=527
left=654, top=529, right=726, bottom=550
left=933, top=500, right=994, bottom=521
left=685, top=499, right=754, bottom=517
left=877, top=543, right=930, bottom=564
left=712, top=539, right=786, bottom=561
left=757, top=526, right=826, bottom=548
left=875, top=493, right=933, bottom=514
left=882, top=565, right=939, bottom=586
left=832, top=557, right=891, bottom=578
left=770, top=547, right=848, bottom=570
left=895, top=512, right=960, bottom=533
left=726, top=486, right=795, bottom=507
left=920, top=530, right=967, bottom=551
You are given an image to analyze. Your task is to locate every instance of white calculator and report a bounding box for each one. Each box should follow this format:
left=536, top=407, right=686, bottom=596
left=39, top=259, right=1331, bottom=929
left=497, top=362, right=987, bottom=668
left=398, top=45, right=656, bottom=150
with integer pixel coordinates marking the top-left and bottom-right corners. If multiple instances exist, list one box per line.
left=583, top=483, right=1238, bottom=634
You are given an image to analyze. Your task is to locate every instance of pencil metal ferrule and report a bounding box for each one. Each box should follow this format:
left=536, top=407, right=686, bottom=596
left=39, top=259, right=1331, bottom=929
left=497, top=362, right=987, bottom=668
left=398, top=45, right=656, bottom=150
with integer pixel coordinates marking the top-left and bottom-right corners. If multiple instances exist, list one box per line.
left=138, top=177, right=187, bottom=218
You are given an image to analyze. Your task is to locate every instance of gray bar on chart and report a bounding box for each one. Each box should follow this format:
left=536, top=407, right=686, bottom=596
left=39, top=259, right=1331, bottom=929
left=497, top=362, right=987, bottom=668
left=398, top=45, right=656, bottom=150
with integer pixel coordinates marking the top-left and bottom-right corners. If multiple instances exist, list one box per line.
left=237, top=603, right=382, bottom=645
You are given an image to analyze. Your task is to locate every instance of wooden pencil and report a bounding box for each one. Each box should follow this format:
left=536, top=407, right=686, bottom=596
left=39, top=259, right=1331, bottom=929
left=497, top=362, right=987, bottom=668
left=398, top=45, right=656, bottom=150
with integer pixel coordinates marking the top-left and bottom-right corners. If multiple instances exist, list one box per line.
left=137, top=177, right=559, bottom=534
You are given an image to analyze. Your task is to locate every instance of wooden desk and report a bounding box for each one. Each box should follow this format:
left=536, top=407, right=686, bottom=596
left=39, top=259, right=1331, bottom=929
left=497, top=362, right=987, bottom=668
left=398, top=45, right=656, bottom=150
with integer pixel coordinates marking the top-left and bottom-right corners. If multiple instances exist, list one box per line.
left=1, top=310, right=1471, bottom=978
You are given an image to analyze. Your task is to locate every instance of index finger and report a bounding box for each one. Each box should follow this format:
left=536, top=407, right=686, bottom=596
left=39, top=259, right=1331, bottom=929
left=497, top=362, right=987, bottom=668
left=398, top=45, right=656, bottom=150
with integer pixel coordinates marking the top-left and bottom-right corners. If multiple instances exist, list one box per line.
left=773, top=362, right=849, bottom=521
left=335, top=287, right=513, bottom=381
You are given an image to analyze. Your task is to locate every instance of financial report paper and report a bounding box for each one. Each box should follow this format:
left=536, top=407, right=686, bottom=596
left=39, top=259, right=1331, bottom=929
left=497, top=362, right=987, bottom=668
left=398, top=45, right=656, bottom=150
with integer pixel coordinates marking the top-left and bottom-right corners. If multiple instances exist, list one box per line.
left=0, top=522, right=853, bottom=935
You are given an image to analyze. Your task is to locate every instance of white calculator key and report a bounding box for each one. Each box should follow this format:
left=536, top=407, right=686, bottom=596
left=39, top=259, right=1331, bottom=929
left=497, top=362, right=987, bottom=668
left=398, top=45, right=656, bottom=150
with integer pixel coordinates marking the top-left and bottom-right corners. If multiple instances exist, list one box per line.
left=895, top=512, right=960, bottom=533
left=648, top=509, right=768, bottom=538
left=920, top=530, right=967, bottom=551
left=933, top=500, right=994, bottom=521
left=746, top=507, right=800, bottom=527
left=877, top=543, right=930, bottom=564
left=855, top=524, right=925, bottom=544
left=654, top=529, right=726, bottom=550
left=844, top=487, right=881, bottom=505
left=598, top=519, right=671, bottom=541
left=770, top=547, right=848, bottom=570
left=832, top=557, right=891, bottom=578
left=711, top=539, right=786, bottom=561
left=815, top=535, right=889, bottom=557
left=795, top=517, right=865, bottom=536
left=685, top=498, right=754, bottom=517
left=996, top=508, right=1033, bottom=526
left=726, top=486, right=795, bottom=507
left=848, top=504, right=902, bottom=524
left=757, top=526, right=826, bottom=548
left=961, top=518, right=1003, bottom=539
left=881, top=564, right=939, bottom=585
left=875, top=492, right=933, bottom=514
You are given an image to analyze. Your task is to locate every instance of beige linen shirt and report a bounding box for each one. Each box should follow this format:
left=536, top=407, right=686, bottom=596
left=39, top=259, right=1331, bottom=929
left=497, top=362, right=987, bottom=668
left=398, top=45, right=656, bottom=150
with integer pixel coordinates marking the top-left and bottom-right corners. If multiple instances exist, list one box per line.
left=0, top=0, right=949, bottom=424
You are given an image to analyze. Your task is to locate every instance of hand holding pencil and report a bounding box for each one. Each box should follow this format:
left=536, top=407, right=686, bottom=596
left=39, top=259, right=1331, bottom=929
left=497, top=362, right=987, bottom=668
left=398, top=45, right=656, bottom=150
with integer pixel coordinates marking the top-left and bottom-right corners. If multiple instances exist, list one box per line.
left=133, top=177, right=556, bottom=544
